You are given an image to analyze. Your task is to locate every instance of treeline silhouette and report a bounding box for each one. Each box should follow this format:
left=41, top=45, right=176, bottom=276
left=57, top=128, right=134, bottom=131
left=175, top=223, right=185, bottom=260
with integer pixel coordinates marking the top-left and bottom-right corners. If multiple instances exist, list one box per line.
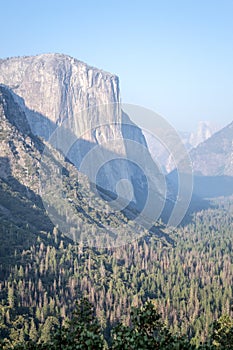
left=2, top=299, right=233, bottom=349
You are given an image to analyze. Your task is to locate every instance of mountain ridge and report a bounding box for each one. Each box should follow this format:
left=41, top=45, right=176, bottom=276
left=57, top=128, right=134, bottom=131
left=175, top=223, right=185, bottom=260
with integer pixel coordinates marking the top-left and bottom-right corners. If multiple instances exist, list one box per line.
left=190, top=120, right=233, bottom=176
left=0, top=84, right=171, bottom=248
left=0, top=52, right=117, bottom=77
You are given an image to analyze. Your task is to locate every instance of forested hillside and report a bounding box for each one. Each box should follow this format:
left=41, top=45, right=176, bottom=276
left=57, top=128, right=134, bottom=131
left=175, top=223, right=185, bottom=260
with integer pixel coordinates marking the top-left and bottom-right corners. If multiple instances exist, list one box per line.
left=1, top=86, right=233, bottom=348
left=0, top=196, right=233, bottom=348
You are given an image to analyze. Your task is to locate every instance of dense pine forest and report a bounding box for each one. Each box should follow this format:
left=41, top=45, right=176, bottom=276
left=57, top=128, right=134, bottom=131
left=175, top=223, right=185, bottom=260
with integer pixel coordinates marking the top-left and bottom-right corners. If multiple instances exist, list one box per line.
left=0, top=195, right=233, bottom=348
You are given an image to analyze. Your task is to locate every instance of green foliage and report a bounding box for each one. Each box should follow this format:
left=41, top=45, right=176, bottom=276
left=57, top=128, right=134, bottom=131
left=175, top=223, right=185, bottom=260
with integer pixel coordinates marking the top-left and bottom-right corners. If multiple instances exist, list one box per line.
left=28, top=319, right=37, bottom=343
left=211, top=315, right=233, bottom=349
left=3, top=301, right=233, bottom=349
left=111, top=301, right=194, bottom=350
left=39, top=316, right=59, bottom=344
left=52, top=298, right=105, bottom=349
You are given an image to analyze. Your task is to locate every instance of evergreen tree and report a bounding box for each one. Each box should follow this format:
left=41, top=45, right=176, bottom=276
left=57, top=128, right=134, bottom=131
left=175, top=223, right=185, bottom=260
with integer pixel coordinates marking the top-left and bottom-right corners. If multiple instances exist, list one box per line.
left=52, top=298, right=105, bottom=349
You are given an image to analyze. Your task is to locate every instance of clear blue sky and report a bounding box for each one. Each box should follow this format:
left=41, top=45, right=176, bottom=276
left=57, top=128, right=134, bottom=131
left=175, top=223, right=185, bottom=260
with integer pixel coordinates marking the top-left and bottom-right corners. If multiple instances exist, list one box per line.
left=1, top=0, right=233, bottom=131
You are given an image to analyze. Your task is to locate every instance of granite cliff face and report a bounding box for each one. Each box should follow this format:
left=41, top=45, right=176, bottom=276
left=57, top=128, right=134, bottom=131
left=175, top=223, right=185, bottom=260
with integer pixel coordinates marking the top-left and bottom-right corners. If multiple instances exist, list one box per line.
left=0, top=53, right=120, bottom=139
left=0, top=54, right=154, bottom=207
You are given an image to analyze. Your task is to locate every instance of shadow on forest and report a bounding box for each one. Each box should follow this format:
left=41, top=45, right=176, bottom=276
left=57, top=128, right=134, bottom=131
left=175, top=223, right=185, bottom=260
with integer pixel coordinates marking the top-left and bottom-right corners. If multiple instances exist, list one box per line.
left=0, top=157, right=57, bottom=263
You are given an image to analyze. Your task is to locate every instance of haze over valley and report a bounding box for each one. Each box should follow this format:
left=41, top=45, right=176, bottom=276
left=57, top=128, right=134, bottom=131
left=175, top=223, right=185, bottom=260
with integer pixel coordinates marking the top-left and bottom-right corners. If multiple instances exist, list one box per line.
left=0, top=1, right=233, bottom=349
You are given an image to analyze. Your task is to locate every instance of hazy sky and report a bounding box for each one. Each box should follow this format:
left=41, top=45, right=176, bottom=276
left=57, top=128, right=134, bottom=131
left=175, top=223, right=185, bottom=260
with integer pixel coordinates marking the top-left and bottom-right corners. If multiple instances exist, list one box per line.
left=1, top=0, right=233, bottom=131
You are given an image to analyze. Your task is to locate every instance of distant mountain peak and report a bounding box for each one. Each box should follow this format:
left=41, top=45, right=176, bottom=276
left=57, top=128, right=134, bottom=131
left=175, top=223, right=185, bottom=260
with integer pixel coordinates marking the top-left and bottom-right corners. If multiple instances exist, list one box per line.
left=189, top=120, right=221, bottom=148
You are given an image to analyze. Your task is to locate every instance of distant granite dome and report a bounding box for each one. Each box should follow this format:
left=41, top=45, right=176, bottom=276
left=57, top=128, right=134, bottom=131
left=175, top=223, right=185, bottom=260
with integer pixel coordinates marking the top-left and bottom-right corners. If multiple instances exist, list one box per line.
left=188, top=121, right=221, bottom=148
